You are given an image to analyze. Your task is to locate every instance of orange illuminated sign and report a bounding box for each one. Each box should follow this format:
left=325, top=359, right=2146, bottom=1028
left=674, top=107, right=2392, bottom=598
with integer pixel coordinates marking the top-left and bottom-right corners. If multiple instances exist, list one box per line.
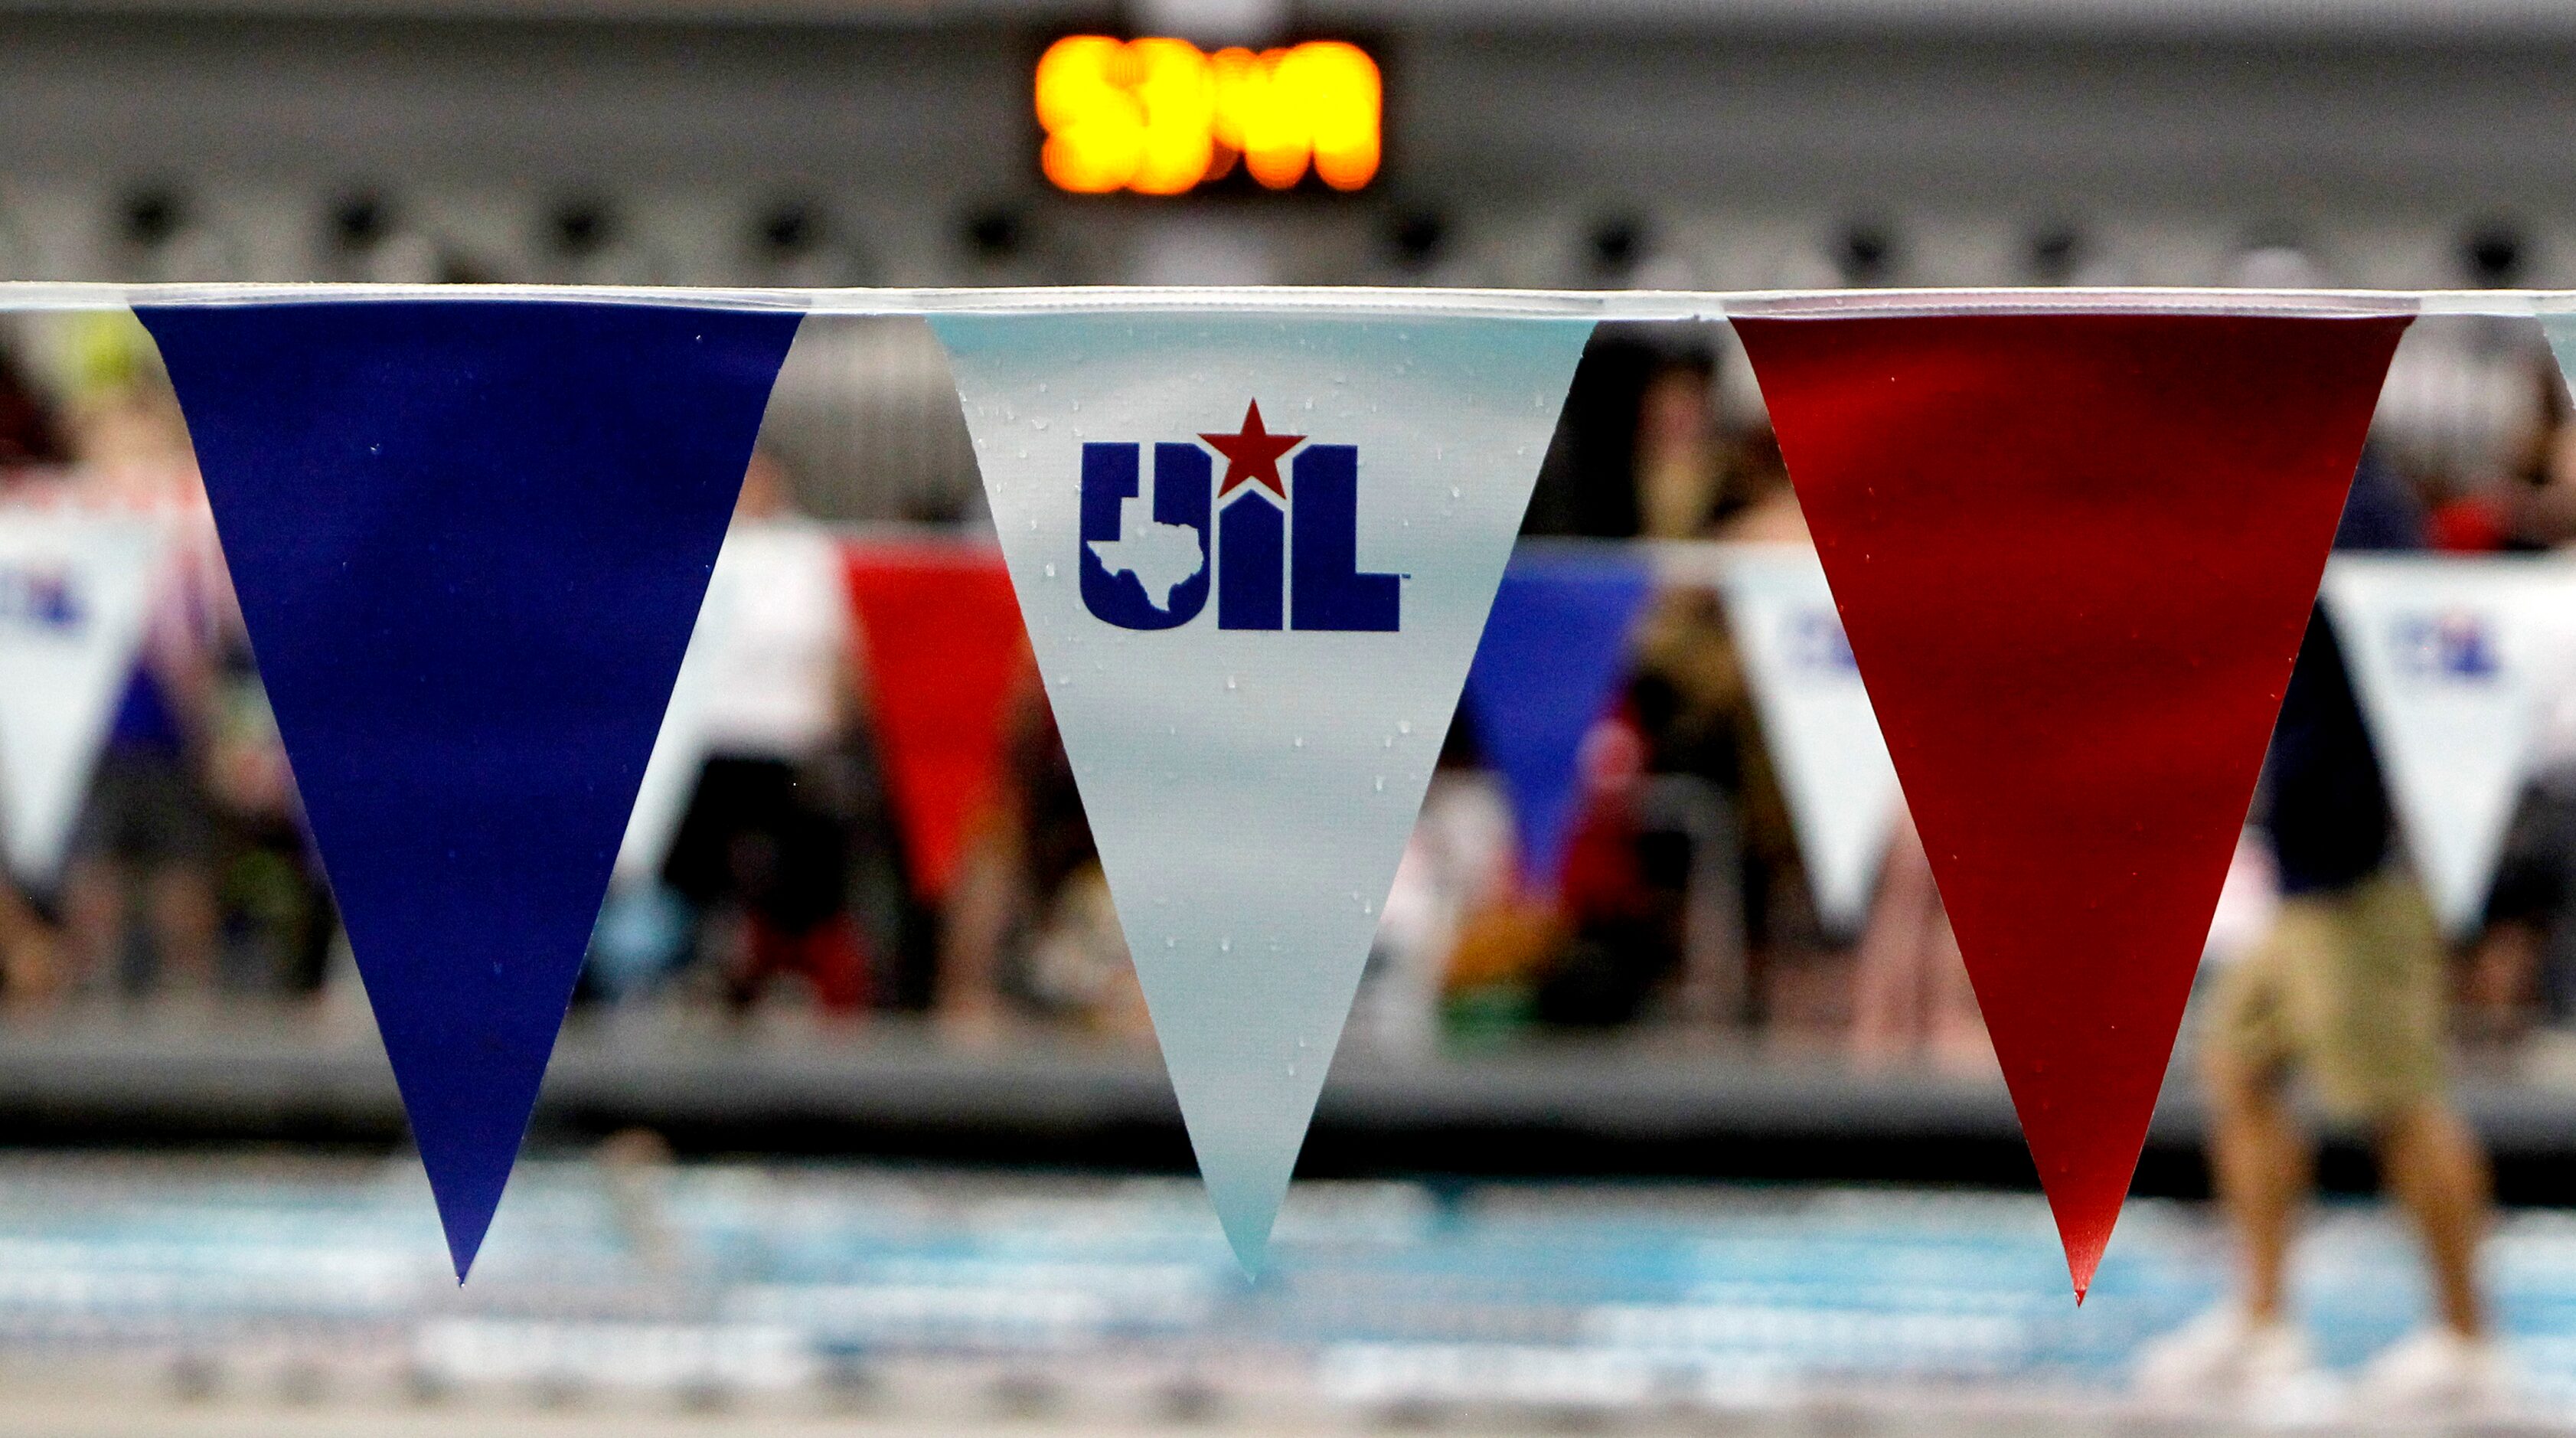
left=1036, top=36, right=1382, bottom=196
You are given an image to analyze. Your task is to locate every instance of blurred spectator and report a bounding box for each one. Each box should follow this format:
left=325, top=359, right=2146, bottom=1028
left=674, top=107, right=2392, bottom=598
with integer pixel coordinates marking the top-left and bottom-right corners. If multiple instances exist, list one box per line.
left=0, top=340, right=64, bottom=469
left=658, top=453, right=876, bottom=1018
left=1525, top=329, right=1690, bottom=538
left=1634, top=355, right=1722, bottom=538
left=2502, top=358, right=2576, bottom=547
left=2467, top=537, right=2576, bottom=1034
left=2472, top=768, right=2576, bottom=1034
left=1437, top=890, right=1559, bottom=1040
left=1712, top=426, right=1807, bottom=544
left=0, top=882, right=61, bottom=1007
left=54, top=322, right=224, bottom=998
left=201, top=634, right=336, bottom=994
left=0, top=336, right=67, bottom=1003
left=1360, top=717, right=1511, bottom=1054
left=2424, top=355, right=2572, bottom=552
left=2140, top=449, right=2503, bottom=1416
left=64, top=616, right=222, bottom=1002
left=1848, top=809, right=1987, bottom=1071
left=1530, top=331, right=1792, bottom=546
left=1438, top=683, right=1755, bottom=1036
left=57, top=314, right=199, bottom=502
left=937, top=677, right=1149, bottom=1040
left=2202, top=830, right=2284, bottom=970
left=1627, top=584, right=1819, bottom=1025
left=1533, top=710, right=1687, bottom=1028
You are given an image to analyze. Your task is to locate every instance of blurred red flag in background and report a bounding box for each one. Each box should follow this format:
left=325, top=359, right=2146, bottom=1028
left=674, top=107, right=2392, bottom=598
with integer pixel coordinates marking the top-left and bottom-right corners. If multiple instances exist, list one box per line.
left=841, top=539, right=1030, bottom=901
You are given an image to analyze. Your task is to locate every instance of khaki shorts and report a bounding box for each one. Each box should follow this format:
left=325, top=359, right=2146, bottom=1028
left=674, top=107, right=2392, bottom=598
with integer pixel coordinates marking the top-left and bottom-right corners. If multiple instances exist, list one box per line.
left=2211, top=868, right=2447, bottom=1121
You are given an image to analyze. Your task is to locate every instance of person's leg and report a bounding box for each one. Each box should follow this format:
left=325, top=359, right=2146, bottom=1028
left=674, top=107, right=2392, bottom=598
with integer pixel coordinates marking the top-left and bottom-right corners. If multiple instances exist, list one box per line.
left=2202, top=901, right=2330, bottom=1325
left=2316, top=874, right=2490, bottom=1340
left=728, top=909, right=790, bottom=1013
left=936, top=828, right=1025, bottom=1040
left=0, top=880, right=61, bottom=1005
left=2379, top=1096, right=2491, bottom=1338
left=1924, top=913, right=1990, bottom=1073
left=58, top=856, right=126, bottom=993
left=114, top=751, right=224, bottom=995
left=798, top=916, right=871, bottom=1018
left=766, top=795, right=864, bottom=1018
left=146, top=863, right=220, bottom=994
left=2476, top=772, right=2576, bottom=1031
left=2463, top=922, right=2540, bottom=1043
left=2135, top=930, right=2318, bottom=1402
left=1849, top=812, right=1941, bottom=1064
left=2204, top=1035, right=2311, bottom=1324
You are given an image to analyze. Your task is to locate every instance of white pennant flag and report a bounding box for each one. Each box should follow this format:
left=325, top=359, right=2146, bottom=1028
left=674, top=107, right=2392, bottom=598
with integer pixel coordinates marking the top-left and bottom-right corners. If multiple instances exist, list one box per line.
left=2320, top=554, right=2576, bottom=935
left=932, top=313, right=1592, bottom=1268
left=1669, top=542, right=1899, bottom=936
left=0, top=508, right=175, bottom=887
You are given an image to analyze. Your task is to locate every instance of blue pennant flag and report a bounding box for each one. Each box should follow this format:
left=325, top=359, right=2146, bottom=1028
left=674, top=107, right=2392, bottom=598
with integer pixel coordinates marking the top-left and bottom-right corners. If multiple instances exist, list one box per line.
left=139, top=300, right=802, bottom=1278
left=1463, top=547, right=1654, bottom=888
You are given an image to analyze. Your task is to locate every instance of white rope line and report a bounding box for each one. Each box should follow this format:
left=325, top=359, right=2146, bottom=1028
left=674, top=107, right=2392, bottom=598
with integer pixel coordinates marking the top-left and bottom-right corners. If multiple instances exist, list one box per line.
left=4, top=281, right=2574, bottom=319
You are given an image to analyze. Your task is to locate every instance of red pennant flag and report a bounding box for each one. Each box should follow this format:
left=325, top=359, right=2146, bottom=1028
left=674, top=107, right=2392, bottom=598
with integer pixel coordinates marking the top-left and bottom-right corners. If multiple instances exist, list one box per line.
left=1732, top=311, right=2411, bottom=1297
left=841, top=538, right=1030, bottom=901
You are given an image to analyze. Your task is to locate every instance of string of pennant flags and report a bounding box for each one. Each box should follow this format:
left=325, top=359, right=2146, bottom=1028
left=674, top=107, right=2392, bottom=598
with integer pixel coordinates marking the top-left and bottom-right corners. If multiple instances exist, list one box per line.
left=8, top=279, right=2576, bottom=1302
left=21, top=281, right=2576, bottom=316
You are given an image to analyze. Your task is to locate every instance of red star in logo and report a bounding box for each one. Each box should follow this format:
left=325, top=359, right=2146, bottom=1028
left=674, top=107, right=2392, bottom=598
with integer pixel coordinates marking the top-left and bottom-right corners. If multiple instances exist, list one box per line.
left=1200, top=400, right=1304, bottom=501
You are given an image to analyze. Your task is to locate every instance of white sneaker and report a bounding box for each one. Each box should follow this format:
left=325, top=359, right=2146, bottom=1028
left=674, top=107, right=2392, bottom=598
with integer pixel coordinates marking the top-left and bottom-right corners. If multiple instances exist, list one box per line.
left=2134, top=1306, right=2321, bottom=1413
left=2352, top=1327, right=2515, bottom=1421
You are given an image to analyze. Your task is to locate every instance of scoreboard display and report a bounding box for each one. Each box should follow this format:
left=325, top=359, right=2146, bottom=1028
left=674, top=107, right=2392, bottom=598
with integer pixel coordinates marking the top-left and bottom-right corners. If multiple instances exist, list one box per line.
left=1035, top=37, right=1381, bottom=197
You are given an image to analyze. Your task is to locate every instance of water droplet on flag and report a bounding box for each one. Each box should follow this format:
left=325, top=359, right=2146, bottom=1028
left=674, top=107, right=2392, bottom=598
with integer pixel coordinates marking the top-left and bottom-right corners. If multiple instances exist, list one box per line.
left=1043, top=564, right=1056, bottom=579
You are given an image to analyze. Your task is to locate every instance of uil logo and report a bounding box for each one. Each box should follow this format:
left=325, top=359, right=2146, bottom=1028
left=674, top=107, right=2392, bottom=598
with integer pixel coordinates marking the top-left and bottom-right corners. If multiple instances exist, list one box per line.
left=0, top=566, right=83, bottom=634
left=1080, top=400, right=1400, bottom=632
left=2393, top=610, right=2500, bottom=682
left=1787, top=607, right=1860, bottom=677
